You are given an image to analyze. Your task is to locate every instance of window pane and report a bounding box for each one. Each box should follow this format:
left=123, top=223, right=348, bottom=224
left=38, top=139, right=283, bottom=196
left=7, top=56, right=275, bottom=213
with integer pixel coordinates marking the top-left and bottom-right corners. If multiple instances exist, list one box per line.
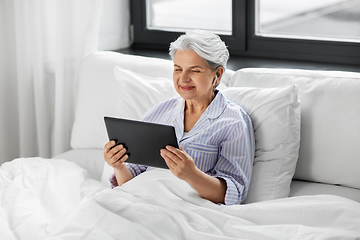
left=256, top=0, right=360, bottom=43
left=146, top=0, right=232, bottom=35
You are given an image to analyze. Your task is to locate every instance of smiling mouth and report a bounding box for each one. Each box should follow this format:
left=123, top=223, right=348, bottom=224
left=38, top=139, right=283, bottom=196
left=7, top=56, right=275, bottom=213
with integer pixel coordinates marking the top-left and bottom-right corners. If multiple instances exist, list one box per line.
left=180, top=86, right=195, bottom=91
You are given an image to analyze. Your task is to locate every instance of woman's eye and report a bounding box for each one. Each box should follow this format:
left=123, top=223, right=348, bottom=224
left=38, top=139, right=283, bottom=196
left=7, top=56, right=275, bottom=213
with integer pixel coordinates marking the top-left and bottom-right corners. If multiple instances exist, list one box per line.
left=192, top=70, right=201, bottom=73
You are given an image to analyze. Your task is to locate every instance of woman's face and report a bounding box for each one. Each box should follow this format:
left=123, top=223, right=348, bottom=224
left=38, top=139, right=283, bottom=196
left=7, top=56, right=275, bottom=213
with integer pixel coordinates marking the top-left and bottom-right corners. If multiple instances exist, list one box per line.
left=173, top=50, right=218, bottom=104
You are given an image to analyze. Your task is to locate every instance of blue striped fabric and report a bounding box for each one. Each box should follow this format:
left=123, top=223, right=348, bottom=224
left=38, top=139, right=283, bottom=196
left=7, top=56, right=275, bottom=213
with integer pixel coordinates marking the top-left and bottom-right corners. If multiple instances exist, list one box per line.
left=111, top=91, right=255, bottom=205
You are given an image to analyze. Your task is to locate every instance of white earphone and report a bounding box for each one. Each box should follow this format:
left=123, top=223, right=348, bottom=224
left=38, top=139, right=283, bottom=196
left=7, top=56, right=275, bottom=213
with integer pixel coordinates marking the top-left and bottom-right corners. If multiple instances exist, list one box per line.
left=213, top=75, right=218, bottom=86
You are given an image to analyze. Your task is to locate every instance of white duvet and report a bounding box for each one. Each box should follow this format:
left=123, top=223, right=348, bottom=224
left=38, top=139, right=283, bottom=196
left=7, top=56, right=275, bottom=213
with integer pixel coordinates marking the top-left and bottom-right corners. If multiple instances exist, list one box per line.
left=1, top=158, right=360, bottom=240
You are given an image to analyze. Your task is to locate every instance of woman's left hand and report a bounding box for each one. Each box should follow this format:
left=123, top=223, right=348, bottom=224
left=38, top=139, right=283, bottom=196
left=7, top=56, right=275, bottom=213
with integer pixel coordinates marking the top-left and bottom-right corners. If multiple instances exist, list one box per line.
left=161, top=145, right=226, bottom=204
left=160, top=145, right=198, bottom=181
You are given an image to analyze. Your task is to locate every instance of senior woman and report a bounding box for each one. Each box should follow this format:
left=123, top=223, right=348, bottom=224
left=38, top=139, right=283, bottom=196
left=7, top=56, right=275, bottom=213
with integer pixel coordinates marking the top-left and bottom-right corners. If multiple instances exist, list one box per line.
left=104, top=30, right=255, bottom=205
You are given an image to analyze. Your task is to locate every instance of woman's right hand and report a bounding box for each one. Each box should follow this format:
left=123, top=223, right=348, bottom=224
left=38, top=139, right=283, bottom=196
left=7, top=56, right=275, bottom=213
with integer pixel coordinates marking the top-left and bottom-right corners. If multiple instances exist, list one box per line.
left=103, top=140, right=129, bottom=170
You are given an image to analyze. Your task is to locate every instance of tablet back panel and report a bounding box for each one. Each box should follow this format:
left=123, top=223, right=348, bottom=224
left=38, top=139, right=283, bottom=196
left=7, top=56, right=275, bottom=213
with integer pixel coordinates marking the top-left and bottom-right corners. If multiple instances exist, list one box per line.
left=104, top=117, right=178, bottom=169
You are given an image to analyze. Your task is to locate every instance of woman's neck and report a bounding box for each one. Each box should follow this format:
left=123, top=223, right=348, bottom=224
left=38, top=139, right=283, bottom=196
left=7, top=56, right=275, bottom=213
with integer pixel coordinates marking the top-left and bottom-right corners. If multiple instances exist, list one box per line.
left=183, top=91, right=216, bottom=132
left=184, top=90, right=216, bottom=115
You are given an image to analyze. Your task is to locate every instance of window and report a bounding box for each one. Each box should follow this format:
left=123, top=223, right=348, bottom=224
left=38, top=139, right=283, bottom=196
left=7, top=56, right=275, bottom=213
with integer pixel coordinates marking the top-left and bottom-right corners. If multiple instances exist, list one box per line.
left=257, top=0, right=360, bottom=43
left=130, top=0, right=360, bottom=65
left=146, top=0, right=232, bottom=36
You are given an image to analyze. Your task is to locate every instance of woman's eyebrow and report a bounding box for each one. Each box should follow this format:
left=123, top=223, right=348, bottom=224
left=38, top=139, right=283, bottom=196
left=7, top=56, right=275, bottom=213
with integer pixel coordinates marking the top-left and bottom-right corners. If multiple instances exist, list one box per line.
left=174, top=64, right=203, bottom=69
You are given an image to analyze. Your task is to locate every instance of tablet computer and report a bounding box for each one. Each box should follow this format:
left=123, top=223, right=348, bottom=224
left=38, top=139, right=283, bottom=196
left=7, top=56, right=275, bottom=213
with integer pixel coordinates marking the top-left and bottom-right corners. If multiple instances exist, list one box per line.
left=104, top=116, right=178, bottom=169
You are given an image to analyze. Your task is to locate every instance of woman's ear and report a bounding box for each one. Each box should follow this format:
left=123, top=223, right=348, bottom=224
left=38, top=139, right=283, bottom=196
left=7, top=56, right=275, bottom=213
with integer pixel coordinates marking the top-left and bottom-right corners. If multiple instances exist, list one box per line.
left=215, top=66, right=225, bottom=85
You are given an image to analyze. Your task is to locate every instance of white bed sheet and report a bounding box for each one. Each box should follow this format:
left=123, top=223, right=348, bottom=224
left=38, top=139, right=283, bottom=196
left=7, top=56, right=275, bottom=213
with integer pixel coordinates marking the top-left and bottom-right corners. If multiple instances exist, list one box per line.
left=1, top=157, right=360, bottom=239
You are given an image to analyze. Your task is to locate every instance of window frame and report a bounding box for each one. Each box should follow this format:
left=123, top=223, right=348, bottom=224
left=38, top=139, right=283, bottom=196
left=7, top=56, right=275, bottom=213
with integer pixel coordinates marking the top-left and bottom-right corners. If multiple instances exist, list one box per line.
left=130, top=0, right=360, bottom=65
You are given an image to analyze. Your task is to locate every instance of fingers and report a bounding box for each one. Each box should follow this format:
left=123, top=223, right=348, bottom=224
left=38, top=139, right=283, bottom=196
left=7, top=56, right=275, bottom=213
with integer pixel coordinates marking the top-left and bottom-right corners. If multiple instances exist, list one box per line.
left=104, top=141, right=128, bottom=168
left=160, top=148, right=177, bottom=169
left=104, top=140, right=116, bottom=154
left=164, top=145, right=187, bottom=159
left=104, top=141, right=124, bottom=158
left=111, top=146, right=127, bottom=163
left=161, top=145, right=196, bottom=180
left=112, top=153, right=129, bottom=169
left=160, top=145, right=191, bottom=167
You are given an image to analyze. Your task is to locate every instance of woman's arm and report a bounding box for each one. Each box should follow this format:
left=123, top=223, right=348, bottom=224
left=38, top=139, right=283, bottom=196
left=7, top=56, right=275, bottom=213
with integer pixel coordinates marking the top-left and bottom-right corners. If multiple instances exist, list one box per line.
left=160, top=145, right=227, bottom=204
left=113, top=166, right=134, bottom=186
left=184, top=166, right=227, bottom=204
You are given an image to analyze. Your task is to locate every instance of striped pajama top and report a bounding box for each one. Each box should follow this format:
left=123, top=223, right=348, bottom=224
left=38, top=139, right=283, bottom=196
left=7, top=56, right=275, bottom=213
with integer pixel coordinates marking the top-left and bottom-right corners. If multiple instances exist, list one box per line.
left=110, top=90, right=255, bottom=205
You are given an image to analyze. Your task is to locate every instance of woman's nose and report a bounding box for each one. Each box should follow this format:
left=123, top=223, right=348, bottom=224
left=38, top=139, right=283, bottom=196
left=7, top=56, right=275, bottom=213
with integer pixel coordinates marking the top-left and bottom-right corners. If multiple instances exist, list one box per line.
left=179, top=72, right=190, bottom=82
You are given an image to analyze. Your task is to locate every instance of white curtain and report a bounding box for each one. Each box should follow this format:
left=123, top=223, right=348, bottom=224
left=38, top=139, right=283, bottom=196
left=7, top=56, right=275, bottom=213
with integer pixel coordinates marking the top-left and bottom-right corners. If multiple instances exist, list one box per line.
left=0, top=0, right=105, bottom=164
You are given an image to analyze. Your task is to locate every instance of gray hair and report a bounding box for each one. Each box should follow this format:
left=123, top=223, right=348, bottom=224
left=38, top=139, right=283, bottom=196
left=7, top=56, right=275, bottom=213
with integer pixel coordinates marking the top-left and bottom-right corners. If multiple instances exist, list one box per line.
left=169, top=30, right=229, bottom=71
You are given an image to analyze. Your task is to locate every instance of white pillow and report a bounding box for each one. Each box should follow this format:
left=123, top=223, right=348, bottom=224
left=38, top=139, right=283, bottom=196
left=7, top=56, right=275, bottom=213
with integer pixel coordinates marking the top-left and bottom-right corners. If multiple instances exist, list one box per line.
left=222, top=85, right=301, bottom=203
left=230, top=68, right=360, bottom=190
left=101, top=66, right=179, bottom=185
left=70, top=52, right=174, bottom=150
left=114, top=66, right=178, bottom=120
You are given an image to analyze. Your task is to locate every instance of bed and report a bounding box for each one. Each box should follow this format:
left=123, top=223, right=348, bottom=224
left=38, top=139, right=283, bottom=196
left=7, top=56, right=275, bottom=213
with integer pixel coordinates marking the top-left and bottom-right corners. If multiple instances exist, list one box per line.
left=1, top=51, right=360, bottom=239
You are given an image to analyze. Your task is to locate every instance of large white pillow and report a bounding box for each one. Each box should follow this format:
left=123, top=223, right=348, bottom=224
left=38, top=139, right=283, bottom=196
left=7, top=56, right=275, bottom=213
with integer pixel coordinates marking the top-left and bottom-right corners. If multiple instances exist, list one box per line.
left=71, top=51, right=174, bottom=149
left=222, top=85, right=301, bottom=203
left=229, top=68, right=360, bottom=190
